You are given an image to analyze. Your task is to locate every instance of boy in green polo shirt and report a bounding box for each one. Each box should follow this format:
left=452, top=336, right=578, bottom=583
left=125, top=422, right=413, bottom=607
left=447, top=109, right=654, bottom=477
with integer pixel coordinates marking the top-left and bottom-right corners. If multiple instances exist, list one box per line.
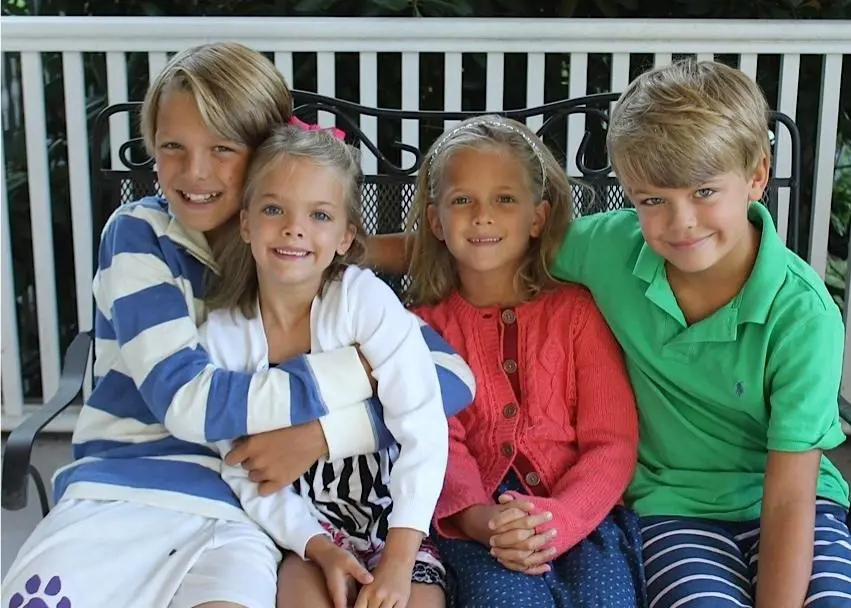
left=549, top=60, right=851, bottom=608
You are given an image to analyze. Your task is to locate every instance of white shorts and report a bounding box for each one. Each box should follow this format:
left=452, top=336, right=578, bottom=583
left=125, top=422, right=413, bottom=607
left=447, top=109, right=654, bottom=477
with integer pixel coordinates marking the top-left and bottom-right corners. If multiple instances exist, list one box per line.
left=2, top=498, right=281, bottom=608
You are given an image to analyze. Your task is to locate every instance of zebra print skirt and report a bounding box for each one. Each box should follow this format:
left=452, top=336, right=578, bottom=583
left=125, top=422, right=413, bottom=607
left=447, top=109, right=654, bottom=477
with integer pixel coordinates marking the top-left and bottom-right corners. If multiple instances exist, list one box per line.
left=293, top=445, right=446, bottom=588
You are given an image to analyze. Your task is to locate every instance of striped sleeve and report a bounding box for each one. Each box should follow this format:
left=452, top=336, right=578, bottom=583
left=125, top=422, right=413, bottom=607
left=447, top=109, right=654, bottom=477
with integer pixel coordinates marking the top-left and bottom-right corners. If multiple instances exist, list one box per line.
left=95, top=208, right=373, bottom=444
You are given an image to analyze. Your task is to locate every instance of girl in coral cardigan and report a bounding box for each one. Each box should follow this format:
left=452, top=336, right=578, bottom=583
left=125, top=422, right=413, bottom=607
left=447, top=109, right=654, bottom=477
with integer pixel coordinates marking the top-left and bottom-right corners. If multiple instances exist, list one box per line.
left=408, top=115, right=645, bottom=607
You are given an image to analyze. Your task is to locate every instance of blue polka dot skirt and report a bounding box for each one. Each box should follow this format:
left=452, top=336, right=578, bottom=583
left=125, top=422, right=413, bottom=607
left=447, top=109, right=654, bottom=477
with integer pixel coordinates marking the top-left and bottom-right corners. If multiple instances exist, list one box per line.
left=435, top=472, right=647, bottom=607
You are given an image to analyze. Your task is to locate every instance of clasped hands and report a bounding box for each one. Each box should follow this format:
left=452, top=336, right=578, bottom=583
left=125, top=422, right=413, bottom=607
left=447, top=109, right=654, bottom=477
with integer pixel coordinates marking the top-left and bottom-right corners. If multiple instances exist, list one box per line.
left=456, top=494, right=558, bottom=575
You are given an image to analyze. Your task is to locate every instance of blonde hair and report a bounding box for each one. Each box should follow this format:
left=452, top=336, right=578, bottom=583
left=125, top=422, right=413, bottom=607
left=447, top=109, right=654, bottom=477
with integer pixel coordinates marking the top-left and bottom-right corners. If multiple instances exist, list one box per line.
left=408, top=115, right=572, bottom=307
left=608, top=59, right=771, bottom=190
left=205, top=126, right=367, bottom=317
left=141, top=42, right=293, bottom=153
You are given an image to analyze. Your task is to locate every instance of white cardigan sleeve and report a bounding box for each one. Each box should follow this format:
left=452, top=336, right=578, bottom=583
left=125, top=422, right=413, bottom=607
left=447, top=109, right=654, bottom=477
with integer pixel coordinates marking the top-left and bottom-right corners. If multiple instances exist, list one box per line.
left=338, top=268, right=449, bottom=534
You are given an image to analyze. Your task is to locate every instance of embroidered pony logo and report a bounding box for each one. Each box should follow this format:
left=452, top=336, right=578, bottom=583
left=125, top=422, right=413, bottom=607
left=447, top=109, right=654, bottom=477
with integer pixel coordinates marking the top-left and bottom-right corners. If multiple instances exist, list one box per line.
left=735, top=381, right=745, bottom=397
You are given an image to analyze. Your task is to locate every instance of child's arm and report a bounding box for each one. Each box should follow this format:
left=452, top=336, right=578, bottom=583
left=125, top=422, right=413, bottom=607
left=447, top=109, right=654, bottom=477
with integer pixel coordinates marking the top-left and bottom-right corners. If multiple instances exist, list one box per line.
left=217, top=440, right=328, bottom=559
left=432, top=416, right=493, bottom=542
left=97, top=210, right=372, bottom=444
left=756, top=449, right=821, bottom=608
left=365, top=233, right=413, bottom=275
left=503, top=295, right=639, bottom=559
left=343, top=268, right=451, bottom=537
left=756, top=309, right=847, bottom=608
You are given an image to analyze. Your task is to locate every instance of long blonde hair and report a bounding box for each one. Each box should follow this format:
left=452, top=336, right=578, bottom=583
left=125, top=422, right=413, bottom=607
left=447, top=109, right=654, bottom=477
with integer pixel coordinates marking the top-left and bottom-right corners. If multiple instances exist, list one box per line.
left=407, top=115, right=572, bottom=307
left=205, top=126, right=367, bottom=318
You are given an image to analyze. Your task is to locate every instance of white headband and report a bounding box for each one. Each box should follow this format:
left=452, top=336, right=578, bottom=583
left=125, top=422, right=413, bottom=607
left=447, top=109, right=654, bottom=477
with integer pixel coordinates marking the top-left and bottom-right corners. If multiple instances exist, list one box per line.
left=426, top=117, right=547, bottom=197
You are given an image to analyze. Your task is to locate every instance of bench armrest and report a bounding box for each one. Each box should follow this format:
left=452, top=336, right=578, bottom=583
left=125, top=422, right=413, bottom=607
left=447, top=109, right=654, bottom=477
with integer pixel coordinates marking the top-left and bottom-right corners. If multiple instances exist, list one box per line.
left=2, top=331, right=92, bottom=511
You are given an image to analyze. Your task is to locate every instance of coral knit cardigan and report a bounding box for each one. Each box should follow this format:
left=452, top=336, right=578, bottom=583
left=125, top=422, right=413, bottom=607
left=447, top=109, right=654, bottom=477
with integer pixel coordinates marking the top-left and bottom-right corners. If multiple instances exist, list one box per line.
left=413, top=284, right=638, bottom=557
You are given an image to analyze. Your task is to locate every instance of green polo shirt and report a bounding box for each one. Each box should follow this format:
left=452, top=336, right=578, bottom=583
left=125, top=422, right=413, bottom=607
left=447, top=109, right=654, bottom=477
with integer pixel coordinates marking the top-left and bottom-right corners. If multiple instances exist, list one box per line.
left=552, top=202, right=849, bottom=520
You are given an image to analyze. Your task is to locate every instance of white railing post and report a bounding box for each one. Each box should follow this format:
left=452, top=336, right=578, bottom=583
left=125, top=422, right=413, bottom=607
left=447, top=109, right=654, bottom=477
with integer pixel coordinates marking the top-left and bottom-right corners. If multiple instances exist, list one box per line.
left=809, top=53, right=843, bottom=280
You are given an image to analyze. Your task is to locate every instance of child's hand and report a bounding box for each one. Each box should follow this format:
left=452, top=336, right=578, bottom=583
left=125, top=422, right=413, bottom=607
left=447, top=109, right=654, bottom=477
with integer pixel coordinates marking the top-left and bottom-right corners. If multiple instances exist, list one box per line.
left=488, top=493, right=557, bottom=575
left=307, top=536, right=374, bottom=608
left=353, top=560, right=413, bottom=608
left=224, top=421, right=328, bottom=494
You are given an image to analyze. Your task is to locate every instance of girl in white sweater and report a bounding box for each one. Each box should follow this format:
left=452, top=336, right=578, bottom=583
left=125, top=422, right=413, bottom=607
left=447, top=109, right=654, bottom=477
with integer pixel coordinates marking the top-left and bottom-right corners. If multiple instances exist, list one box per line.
left=202, top=124, right=457, bottom=608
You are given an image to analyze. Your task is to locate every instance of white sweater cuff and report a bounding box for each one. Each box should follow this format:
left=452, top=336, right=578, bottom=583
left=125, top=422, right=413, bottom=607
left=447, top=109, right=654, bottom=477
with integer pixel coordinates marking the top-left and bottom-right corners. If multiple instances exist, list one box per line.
left=387, top=497, right=435, bottom=535
left=320, top=405, right=378, bottom=462
left=309, top=347, right=373, bottom=411
left=289, top=523, right=331, bottom=560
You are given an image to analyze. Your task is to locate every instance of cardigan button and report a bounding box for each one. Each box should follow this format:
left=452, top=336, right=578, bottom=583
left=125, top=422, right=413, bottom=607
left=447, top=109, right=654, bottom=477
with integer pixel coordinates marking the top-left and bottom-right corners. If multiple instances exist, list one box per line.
left=525, top=471, right=541, bottom=487
left=503, top=403, right=518, bottom=418
left=502, top=359, right=518, bottom=374
left=501, top=442, right=514, bottom=457
left=501, top=309, right=516, bottom=324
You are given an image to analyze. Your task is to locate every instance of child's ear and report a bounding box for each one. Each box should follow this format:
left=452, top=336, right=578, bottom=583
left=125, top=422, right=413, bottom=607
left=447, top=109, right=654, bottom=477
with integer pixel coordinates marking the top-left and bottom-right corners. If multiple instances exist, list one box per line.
left=426, top=204, right=445, bottom=241
left=336, top=223, right=356, bottom=256
left=747, top=155, right=771, bottom=201
left=530, top=200, right=551, bottom=238
left=239, top=209, right=250, bottom=244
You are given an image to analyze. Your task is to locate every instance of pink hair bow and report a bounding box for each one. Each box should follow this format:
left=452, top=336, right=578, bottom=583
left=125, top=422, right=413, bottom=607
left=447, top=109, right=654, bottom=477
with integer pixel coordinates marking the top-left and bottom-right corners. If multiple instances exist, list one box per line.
left=288, top=115, right=346, bottom=141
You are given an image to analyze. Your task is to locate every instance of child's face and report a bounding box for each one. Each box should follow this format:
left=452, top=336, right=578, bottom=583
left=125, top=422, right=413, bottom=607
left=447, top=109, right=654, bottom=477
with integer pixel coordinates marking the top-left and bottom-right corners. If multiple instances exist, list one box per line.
left=240, top=157, right=355, bottom=291
left=427, top=146, right=548, bottom=278
left=154, top=89, right=251, bottom=235
left=626, top=157, right=769, bottom=275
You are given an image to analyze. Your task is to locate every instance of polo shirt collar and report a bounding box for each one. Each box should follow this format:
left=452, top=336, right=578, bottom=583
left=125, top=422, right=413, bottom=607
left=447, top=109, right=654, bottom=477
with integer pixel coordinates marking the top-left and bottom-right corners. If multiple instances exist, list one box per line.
left=164, top=206, right=220, bottom=273
left=738, top=202, right=787, bottom=324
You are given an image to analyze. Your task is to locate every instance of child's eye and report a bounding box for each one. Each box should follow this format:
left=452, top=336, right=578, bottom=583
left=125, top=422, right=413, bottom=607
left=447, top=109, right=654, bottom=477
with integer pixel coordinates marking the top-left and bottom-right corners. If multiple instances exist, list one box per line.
left=497, top=194, right=516, bottom=204
left=159, top=142, right=182, bottom=151
left=695, top=188, right=716, bottom=199
left=213, top=144, right=237, bottom=153
left=451, top=196, right=470, bottom=205
left=639, top=197, right=664, bottom=206
left=261, top=205, right=282, bottom=216
left=312, top=210, right=332, bottom=222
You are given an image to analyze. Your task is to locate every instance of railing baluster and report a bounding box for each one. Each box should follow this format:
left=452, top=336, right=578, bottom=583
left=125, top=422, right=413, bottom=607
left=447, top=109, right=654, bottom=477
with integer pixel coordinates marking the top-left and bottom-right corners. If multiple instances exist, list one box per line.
left=63, top=51, right=94, bottom=398
left=486, top=52, right=504, bottom=113
left=402, top=52, right=419, bottom=171
left=566, top=53, right=588, bottom=176
left=1, top=144, right=24, bottom=420
left=275, top=52, right=294, bottom=85
left=444, top=53, right=462, bottom=131
left=525, top=53, right=545, bottom=133
left=359, top=52, right=378, bottom=177
left=809, top=53, right=843, bottom=279
left=106, top=52, right=129, bottom=171
left=20, top=51, right=60, bottom=400
left=774, top=54, right=800, bottom=246
left=316, top=51, right=335, bottom=128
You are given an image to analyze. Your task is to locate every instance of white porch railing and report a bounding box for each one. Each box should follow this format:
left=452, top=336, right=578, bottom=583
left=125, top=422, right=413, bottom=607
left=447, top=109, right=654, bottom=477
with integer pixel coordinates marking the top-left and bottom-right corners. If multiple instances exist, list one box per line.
left=1, top=17, right=850, bottom=430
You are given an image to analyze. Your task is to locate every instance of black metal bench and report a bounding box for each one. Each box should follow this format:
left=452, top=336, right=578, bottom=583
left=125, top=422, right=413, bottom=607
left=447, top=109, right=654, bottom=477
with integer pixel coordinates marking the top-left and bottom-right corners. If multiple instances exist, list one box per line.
left=1, top=91, right=804, bottom=517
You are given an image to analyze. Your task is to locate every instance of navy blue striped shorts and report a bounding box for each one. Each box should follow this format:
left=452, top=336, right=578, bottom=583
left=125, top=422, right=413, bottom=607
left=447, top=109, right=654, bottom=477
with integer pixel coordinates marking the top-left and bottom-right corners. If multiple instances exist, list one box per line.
left=641, top=499, right=851, bottom=607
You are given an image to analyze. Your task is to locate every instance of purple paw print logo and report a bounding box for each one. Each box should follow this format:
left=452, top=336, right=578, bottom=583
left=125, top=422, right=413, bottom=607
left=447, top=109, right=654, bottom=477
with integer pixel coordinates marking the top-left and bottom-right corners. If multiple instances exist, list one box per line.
left=8, top=575, right=71, bottom=608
